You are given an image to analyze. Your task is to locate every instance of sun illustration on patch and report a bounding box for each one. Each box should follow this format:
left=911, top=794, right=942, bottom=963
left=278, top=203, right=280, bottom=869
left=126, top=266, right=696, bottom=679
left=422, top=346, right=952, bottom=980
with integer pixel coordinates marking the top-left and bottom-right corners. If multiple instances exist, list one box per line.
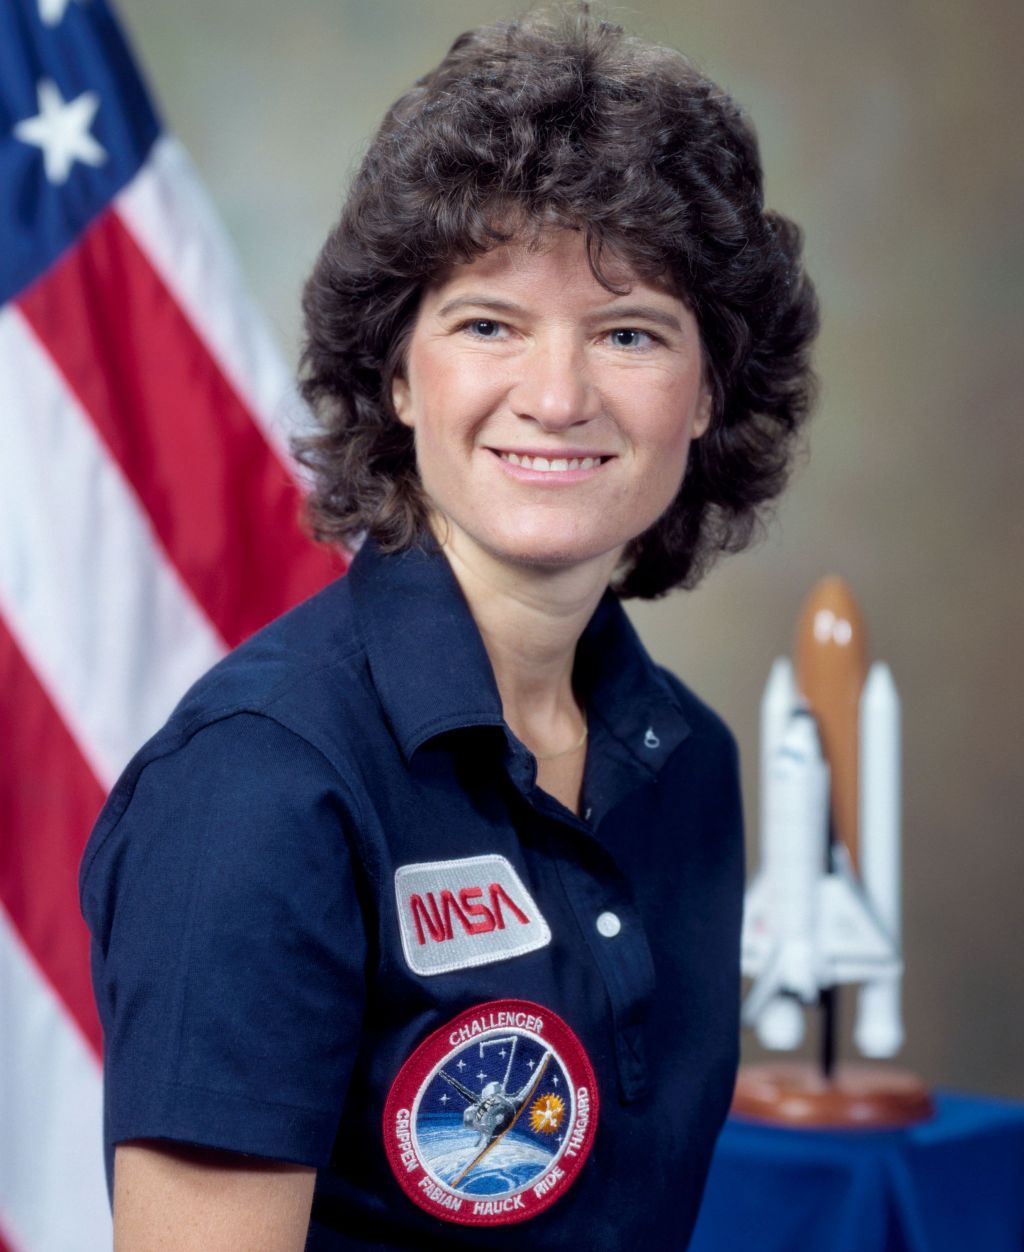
left=528, top=1092, right=566, bottom=1134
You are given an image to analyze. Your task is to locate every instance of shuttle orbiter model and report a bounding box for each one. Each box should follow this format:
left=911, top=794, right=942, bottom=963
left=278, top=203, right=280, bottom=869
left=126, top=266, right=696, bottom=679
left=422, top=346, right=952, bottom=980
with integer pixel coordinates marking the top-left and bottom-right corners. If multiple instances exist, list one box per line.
left=740, top=578, right=904, bottom=1058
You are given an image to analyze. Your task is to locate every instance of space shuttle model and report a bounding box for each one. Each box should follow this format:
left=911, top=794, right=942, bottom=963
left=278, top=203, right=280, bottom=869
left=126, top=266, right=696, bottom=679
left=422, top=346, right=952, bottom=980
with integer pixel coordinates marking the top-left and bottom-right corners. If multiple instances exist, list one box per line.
left=741, top=578, right=904, bottom=1058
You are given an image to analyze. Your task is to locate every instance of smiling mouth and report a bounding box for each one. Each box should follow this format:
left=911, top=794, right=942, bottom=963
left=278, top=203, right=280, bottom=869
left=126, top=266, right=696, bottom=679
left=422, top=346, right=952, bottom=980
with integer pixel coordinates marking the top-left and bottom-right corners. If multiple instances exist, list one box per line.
left=493, top=451, right=613, bottom=472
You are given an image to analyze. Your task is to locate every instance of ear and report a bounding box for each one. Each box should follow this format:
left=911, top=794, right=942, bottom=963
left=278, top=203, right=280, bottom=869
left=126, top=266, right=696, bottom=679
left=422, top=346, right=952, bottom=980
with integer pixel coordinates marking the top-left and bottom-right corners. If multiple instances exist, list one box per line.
left=391, top=374, right=414, bottom=427
left=692, top=385, right=713, bottom=439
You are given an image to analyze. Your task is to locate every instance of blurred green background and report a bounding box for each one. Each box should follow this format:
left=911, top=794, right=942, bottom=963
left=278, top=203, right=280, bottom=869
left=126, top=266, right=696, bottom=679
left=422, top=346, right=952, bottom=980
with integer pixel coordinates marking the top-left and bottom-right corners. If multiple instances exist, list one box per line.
left=119, top=0, right=1023, bottom=1098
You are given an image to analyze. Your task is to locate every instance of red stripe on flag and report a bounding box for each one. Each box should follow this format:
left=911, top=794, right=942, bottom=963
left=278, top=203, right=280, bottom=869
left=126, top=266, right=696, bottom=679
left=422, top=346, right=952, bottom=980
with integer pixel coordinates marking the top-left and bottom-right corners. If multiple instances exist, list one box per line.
left=17, top=209, right=343, bottom=648
left=0, top=615, right=104, bottom=1057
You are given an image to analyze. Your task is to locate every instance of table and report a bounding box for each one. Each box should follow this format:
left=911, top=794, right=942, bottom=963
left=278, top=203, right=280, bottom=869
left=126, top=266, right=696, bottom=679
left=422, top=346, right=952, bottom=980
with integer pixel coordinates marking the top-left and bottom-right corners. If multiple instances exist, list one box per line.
left=688, top=1092, right=1024, bottom=1252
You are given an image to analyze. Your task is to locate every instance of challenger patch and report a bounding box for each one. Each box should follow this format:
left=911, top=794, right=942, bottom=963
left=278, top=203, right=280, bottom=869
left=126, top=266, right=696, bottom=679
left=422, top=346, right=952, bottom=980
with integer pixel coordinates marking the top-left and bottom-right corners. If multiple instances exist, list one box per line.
left=394, top=855, right=551, bottom=976
left=384, top=999, right=598, bottom=1225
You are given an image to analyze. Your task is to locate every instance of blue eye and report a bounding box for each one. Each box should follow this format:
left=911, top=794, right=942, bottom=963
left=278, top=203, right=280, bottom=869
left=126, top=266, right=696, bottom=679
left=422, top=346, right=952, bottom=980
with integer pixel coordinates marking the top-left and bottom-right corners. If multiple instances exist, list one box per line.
left=609, top=329, right=650, bottom=348
left=467, top=319, right=503, bottom=338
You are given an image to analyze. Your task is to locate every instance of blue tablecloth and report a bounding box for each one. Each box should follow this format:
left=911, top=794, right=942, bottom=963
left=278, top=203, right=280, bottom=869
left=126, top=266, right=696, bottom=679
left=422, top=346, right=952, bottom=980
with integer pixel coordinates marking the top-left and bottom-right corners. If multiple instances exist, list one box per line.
left=688, top=1092, right=1024, bottom=1252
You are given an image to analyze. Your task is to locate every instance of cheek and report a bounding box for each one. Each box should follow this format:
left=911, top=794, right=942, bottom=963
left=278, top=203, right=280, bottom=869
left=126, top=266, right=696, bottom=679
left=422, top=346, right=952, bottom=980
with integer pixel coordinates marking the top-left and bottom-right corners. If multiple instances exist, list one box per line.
left=633, top=395, right=703, bottom=506
left=645, top=447, right=691, bottom=517
left=405, top=350, right=492, bottom=435
left=644, top=382, right=704, bottom=460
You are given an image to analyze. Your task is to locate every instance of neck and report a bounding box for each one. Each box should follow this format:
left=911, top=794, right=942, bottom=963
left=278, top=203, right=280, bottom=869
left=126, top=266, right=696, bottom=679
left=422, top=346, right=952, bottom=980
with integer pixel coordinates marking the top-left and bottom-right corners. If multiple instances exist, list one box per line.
left=438, top=528, right=618, bottom=752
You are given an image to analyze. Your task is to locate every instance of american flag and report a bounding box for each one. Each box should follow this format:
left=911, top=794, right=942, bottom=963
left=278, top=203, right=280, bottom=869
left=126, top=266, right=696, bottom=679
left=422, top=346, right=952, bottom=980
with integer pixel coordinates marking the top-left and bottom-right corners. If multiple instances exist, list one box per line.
left=0, top=2, right=341, bottom=1246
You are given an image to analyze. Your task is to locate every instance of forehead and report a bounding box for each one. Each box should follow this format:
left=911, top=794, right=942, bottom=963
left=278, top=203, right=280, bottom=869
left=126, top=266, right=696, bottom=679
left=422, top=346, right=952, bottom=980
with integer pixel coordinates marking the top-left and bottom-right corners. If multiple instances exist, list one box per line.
left=423, top=228, right=682, bottom=309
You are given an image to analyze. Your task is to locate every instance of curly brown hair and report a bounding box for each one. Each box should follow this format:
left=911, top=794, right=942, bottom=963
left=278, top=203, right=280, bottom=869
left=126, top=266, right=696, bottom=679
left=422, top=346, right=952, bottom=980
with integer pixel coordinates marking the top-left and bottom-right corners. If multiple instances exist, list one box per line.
left=296, top=5, right=818, bottom=598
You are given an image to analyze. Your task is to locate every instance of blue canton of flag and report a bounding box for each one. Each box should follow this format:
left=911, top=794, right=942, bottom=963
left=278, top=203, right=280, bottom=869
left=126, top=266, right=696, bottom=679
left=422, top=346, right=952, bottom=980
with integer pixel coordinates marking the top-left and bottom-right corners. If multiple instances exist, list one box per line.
left=1, top=0, right=159, bottom=304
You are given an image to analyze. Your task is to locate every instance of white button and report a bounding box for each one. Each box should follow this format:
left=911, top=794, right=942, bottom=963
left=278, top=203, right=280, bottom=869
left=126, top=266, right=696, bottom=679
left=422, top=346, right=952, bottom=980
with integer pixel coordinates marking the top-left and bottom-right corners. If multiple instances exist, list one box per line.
left=596, top=911, right=622, bottom=938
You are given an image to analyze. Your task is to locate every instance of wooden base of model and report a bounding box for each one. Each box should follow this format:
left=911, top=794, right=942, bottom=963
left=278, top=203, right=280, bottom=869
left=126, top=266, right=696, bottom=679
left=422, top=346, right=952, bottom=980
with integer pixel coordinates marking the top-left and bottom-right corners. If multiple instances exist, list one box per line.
left=732, top=1062, right=935, bottom=1128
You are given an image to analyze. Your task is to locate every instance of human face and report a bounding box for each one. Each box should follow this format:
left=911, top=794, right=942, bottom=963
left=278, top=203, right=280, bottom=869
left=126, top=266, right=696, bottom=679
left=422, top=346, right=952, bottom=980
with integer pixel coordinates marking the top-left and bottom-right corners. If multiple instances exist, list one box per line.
left=392, top=229, right=711, bottom=579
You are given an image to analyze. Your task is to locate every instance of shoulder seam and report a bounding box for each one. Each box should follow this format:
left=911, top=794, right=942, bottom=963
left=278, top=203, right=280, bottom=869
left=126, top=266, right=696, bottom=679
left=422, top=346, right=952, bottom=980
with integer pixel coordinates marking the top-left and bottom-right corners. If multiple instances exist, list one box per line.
left=179, top=643, right=365, bottom=732
left=78, top=708, right=365, bottom=896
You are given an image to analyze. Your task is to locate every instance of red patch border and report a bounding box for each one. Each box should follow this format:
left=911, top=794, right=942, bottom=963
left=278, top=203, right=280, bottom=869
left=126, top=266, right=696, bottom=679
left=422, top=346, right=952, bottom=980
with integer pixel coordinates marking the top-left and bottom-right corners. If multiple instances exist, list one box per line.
left=383, top=998, right=598, bottom=1226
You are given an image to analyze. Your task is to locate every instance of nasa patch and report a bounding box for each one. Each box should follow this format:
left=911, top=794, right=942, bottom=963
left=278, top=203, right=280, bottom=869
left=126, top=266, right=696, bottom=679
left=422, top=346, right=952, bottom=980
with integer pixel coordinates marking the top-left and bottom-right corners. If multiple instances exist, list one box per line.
left=384, top=999, right=598, bottom=1225
left=394, top=855, right=551, bottom=977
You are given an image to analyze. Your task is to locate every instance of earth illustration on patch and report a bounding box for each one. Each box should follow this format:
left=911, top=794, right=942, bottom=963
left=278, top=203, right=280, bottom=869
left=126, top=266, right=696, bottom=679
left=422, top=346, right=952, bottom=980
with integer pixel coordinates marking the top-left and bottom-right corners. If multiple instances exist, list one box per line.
left=412, top=1029, right=574, bottom=1195
left=416, top=1118, right=556, bottom=1194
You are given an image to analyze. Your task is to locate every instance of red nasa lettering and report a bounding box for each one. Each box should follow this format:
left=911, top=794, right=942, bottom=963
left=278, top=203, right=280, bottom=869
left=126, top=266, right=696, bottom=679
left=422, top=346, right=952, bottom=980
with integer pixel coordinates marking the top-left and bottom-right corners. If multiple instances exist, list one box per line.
left=409, top=882, right=530, bottom=946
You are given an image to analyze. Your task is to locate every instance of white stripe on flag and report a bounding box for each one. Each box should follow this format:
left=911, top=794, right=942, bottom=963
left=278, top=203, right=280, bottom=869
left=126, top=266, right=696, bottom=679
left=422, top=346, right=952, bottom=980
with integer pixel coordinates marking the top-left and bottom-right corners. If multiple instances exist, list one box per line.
left=0, top=307, right=226, bottom=788
left=116, top=136, right=312, bottom=470
left=0, top=907, right=111, bottom=1252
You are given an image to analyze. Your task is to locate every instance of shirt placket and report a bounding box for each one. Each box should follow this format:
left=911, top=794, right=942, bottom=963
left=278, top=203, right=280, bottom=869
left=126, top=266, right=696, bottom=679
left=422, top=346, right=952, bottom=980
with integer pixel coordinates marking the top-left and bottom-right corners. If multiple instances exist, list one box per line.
left=506, top=735, right=657, bottom=1104
left=550, top=833, right=656, bottom=1102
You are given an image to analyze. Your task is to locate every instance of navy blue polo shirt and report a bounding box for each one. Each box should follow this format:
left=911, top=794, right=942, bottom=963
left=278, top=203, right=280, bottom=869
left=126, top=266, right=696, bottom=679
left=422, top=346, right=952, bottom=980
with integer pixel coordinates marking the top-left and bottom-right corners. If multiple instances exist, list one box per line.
left=81, top=537, right=743, bottom=1249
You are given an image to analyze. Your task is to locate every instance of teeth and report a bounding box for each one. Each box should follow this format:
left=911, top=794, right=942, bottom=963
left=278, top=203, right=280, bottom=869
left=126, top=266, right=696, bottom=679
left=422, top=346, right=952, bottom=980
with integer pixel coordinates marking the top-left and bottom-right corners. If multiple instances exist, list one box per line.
left=500, top=452, right=605, bottom=471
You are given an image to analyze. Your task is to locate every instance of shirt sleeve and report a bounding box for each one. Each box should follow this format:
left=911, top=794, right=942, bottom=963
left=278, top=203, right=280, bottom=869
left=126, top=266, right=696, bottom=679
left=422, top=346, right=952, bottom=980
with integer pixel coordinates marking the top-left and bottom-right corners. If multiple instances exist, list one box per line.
left=80, top=711, right=367, bottom=1172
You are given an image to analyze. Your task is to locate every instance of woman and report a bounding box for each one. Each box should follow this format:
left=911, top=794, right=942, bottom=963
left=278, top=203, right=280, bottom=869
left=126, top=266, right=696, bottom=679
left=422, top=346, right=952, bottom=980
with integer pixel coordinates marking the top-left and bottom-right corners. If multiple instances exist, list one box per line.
left=81, top=8, right=817, bottom=1249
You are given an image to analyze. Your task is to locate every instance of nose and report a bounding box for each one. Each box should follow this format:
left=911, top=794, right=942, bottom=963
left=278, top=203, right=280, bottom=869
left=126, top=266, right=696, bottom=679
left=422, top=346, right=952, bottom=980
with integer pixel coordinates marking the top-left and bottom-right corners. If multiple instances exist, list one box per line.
left=509, top=337, right=601, bottom=430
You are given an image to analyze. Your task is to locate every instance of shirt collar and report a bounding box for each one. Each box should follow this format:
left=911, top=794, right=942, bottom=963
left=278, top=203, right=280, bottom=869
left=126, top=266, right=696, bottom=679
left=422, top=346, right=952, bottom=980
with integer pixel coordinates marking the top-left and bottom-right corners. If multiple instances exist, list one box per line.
left=574, top=588, right=692, bottom=812
left=348, top=537, right=505, bottom=760
left=348, top=537, right=691, bottom=773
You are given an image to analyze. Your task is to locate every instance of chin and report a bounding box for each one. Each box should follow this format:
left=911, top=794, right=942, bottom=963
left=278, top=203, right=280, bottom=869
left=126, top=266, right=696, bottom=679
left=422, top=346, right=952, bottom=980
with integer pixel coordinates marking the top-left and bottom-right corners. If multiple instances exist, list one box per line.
left=485, top=532, right=623, bottom=573
left=436, top=510, right=630, bottom=577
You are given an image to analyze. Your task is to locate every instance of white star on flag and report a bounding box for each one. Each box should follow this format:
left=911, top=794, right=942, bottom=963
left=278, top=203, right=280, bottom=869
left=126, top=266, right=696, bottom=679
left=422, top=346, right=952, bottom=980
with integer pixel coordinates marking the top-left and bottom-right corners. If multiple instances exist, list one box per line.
left=38, top=0, right=81, bottom=25
left=13, top=78, right=106, bottom=184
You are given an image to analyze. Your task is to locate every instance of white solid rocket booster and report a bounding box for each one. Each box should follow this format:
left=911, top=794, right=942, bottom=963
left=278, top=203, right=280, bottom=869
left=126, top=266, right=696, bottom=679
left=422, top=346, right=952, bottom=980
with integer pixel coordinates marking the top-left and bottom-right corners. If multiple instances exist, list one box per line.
left=751, top=659, right=806, bottom=1049
left=854, top=662, right=904, bottom=1057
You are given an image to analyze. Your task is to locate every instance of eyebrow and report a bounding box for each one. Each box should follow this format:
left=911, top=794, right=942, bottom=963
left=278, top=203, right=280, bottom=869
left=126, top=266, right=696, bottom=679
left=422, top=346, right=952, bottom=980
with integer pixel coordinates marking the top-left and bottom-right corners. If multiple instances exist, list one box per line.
left=435, top=296, right=527, bottom=319
left=599, top=304, right=684, bottom=333
left=434, top=295, right=684, bottom=333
